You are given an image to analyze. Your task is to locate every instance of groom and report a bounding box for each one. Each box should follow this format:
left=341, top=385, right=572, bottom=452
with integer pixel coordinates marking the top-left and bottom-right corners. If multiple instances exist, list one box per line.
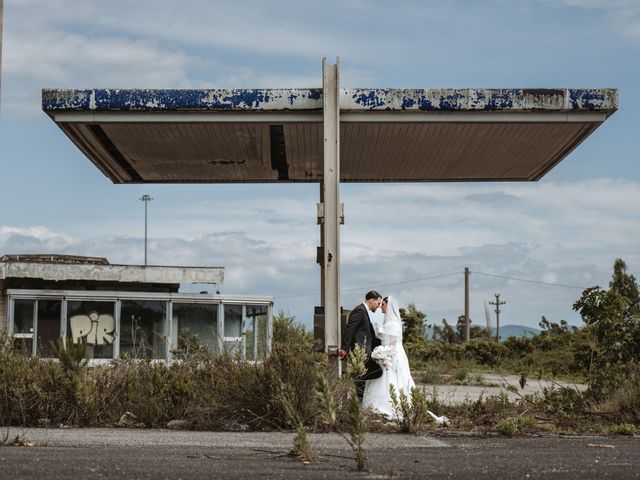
left=339, top=290, right=384, bottom=400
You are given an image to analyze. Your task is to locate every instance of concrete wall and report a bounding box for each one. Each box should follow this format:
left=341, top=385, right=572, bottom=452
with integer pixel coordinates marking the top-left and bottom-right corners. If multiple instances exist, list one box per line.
left=1, top=261, right=224, bottom=285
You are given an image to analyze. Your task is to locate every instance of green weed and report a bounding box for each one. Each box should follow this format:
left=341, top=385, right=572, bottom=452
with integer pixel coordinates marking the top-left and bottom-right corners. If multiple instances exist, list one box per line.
left=389, top=385, right=432, bottom=433
left=495, top=419, right=517, bottom=436
left=609, top=423, right=636, bottom=436
left=517, top=415, right=538, bottom=429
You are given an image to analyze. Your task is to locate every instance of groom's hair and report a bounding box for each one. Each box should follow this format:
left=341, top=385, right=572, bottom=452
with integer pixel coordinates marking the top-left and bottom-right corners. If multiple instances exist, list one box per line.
left=365, top=290, right=382, bottom=300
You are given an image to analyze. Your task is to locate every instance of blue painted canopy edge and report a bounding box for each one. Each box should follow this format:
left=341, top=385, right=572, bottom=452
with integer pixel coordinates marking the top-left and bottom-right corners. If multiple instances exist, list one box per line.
left=42, top=88, right=618, bottom=114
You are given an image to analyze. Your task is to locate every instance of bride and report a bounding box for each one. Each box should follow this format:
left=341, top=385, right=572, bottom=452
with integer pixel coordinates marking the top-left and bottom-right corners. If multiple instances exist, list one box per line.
left=362, top=295, right=415, bottom=418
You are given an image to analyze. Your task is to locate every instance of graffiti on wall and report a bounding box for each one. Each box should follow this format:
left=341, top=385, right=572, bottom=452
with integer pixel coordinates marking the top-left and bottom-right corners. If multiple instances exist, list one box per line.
left=70, top=312, right=115, bottom=345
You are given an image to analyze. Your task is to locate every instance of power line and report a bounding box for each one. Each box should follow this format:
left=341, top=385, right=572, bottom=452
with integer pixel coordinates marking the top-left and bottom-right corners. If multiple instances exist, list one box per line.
left=474, top=271, right=588, bottom=289
left=275, top=268, right=590, bottom=300
left=341, top=271, right=461, bottom=293
left=275, top=271, right=461, bottom=300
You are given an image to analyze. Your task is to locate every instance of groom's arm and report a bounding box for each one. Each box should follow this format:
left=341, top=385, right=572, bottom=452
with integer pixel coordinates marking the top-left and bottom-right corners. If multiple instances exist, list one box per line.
left=340, top=307, right=364, bottom=356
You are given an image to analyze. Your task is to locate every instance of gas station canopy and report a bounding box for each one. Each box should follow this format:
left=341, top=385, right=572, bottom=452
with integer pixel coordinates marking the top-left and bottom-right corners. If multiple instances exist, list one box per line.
left=41, top=65, right=618, bottom=370
left=42, top=87, right=617, bottom=184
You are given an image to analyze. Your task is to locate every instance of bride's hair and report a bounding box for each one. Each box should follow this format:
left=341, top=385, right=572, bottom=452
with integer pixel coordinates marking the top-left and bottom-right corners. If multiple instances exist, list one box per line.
left=383, top=296, right=389, bottom=302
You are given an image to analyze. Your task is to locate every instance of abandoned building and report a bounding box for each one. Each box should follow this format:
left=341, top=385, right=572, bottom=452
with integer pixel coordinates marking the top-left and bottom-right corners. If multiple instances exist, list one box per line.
left=0, top=254, right=273, bottom=362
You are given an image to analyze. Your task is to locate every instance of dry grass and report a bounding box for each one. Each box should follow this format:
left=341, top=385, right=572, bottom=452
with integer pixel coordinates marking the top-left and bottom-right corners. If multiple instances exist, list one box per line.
left=2, top=323, right=639, bottom=437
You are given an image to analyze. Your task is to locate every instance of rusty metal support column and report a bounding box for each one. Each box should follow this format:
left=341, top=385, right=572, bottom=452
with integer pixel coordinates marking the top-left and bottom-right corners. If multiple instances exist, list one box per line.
left=322, top=57, right=341, bottom=376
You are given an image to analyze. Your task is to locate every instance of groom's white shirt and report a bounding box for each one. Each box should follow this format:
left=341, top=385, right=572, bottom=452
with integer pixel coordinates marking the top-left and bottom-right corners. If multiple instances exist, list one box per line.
left=365, top=302, right=384, bottom=335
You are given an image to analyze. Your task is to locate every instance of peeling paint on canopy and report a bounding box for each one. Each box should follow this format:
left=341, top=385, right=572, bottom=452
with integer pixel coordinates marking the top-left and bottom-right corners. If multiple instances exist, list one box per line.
left=343, top=88, right=617, bottom=112
left=40, top=84, right=618, bottom=185
left=42, top=88, right=618, bottom=114
left=42, top=88, right=324, bottom=112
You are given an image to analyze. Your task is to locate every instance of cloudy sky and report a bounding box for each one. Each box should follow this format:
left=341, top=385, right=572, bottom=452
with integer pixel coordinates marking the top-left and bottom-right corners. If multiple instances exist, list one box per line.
left=1, top=0, right=639, bottom=331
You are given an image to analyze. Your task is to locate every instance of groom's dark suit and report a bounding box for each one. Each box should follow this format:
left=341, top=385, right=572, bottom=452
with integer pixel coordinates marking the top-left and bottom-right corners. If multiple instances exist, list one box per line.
left=341, top=303, right=383, bottom=400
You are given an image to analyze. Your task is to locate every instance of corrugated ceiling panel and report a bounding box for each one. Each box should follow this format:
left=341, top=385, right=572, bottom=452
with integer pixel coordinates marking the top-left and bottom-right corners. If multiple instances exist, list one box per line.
left=101, top=123, right=277, bottom=182
left=284, top=123, right=322, bottom=181
left=58, top=119, right=602, bottom=183
left=340, top=122, right=593, bottom=181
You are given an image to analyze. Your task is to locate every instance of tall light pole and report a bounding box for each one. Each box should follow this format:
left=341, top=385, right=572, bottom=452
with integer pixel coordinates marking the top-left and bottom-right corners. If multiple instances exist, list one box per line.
left=464, top=267, right=470, bottom=342
left=140, top=194, right=153, bottom=266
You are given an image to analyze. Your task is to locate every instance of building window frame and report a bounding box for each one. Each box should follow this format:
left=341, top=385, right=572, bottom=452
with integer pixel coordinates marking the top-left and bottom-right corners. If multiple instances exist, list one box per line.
left=6, top=289, right=273, bottom=363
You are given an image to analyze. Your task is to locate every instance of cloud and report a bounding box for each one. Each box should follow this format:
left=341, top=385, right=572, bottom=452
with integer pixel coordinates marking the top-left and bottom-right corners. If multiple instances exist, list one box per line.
left=464, top=192, right=521, bottom=204
left=39, top=0, right=406, bottom=59
left=1, top=178, right=638, bottom=330
left=0, top=225, right=316, bottom=296
left=3, top=27, right=192, bottom=115
left=2, top=0, right=382, bottom=115
left=0, top=226, right=75, bottom=251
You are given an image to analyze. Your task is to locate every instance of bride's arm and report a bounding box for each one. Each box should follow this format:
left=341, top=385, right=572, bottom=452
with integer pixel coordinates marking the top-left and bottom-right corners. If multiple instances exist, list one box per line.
left=386, top=334, right=400, bottom=370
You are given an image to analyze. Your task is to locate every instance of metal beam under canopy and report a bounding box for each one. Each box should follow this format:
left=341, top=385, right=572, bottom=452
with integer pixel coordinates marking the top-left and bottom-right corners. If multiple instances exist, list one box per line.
left=42, top=87, right=618, bottom=184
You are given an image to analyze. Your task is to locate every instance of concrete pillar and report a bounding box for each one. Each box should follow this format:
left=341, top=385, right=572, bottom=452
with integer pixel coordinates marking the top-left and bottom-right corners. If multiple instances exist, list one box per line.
left=322, top=58, right=341, bottom=374
left=318, top=183, right=325, bottom=307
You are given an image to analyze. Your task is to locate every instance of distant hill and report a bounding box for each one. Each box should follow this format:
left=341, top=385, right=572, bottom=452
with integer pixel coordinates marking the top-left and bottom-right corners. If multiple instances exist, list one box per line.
left=425, top=324, right=541, bottom=341
left=492, top=324, right=541, bottom=341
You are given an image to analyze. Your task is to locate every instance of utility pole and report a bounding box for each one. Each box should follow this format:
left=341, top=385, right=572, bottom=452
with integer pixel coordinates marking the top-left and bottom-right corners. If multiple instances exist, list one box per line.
left=139, top=194, right=153, bottom=266
left=464, top=267, right=470, bottom=342
left=489, top=293, right=506, bottom=341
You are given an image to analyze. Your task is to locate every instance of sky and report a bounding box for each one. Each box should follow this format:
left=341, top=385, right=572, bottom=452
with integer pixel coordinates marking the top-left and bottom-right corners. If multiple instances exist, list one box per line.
left=1, top=0, right=639, bottom=331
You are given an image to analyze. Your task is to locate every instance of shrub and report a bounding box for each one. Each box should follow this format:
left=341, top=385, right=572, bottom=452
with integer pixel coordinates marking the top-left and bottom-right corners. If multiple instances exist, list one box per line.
left=440, top=343, right=465, bottom=361
left=573, top=265, right=640, bottom=400
left=502, top=336, right=533, bottom=356
left=171, top=328, right=211, bottom=361
left=0, top=323, right=321, bottom=430
left=537, top=386, right=586, bottom=418
left=185, top=341, right=320, bottom=430
left=451, top=368, right=468, bottom=383
left=596, top=365, right=640, bottom=423
left=272, top=310, right=313, bottom=348
left=415, top=365, right=441, bottom=385
left=405, top=339, right=443, bottom=363
left=443, top=392, right=516, bottom=430
left=463, top=338, right=508, bottom=366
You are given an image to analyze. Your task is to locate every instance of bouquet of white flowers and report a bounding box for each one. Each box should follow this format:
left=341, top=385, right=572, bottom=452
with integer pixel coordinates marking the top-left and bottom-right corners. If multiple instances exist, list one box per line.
left=371, top=345, right=396, bottom=370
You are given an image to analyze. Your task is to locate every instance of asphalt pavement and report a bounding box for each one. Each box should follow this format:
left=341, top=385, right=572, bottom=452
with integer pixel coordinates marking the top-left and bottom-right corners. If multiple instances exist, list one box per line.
left=1, top=428, right=639, bottom=479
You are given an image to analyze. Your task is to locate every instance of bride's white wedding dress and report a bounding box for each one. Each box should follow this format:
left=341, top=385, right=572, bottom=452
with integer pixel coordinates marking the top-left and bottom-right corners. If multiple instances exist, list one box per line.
left=362, top=296, right=415, bottom=418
